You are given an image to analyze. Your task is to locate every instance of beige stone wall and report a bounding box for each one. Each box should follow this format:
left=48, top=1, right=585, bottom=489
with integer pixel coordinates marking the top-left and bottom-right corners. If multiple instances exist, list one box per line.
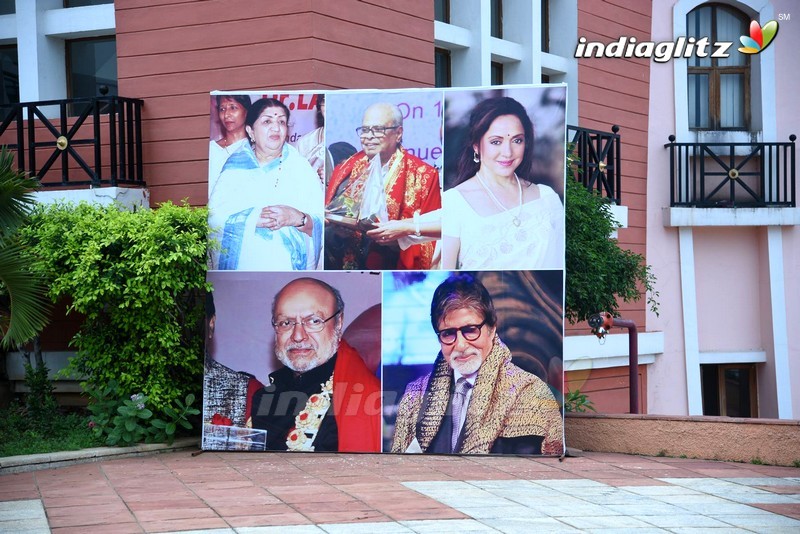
left=566, top=413, right=800, bottom=467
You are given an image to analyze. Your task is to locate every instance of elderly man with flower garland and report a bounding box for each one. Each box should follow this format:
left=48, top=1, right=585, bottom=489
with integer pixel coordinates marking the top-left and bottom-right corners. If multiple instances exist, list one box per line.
left=246, top=277, right=381, bottom=452
left=391, top=274, right=564, bottom=455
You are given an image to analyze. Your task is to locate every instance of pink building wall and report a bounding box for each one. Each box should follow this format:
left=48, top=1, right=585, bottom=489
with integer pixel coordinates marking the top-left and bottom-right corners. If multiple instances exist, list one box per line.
left=772, top=0, right=800, bottom=419
left=646, top=1, right=684, bottom=415
left=694, top=227, right=763, bottom=352
left=646, top=0, right=800, bottom=418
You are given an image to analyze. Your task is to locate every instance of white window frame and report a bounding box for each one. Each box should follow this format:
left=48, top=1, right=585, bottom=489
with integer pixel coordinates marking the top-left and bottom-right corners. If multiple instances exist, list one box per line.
left=673, top=0, right=777, bottom=143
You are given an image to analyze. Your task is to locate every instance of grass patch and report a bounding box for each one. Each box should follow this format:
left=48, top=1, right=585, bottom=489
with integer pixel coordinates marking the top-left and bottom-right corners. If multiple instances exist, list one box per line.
left=0, top=403, right=103, bottom=457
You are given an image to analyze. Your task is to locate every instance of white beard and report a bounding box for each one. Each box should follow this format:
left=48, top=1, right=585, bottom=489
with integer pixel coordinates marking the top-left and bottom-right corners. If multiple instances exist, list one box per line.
left=275, top=329, right=341, bottom=373
left=447, top=347, right=483, bottom=376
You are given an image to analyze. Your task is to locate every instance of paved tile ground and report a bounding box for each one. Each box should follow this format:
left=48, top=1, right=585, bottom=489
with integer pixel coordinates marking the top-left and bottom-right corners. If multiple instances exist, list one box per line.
left=1, top=450, right=798, bottom=533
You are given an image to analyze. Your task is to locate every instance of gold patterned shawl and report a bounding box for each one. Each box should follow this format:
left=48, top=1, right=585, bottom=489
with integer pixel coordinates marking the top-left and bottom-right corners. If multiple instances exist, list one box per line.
left=391, top=335, right=564, bottom=455
left=325, top=148, right=440, bottom=269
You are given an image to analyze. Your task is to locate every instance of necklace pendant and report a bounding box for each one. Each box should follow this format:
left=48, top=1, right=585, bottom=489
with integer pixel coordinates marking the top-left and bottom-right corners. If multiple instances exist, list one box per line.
left=512, top=216, right=521, bottom=227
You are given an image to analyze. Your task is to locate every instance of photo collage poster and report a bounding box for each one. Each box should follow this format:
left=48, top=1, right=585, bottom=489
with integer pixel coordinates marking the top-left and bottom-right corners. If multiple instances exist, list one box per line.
left=203, top=86, right=567, bottom=456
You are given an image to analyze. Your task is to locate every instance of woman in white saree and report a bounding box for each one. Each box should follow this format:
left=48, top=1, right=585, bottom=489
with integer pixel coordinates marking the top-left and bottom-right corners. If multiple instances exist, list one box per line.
left=442, top=96, right=564, bottom=271
left=209, top=97, right=323, bottom=271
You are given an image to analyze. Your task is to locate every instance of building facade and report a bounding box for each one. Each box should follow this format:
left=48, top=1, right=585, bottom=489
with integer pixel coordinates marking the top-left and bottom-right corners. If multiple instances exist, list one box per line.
left=2, top=0, right=796, bottom=419
left=646, top=0, right=799, bottom=418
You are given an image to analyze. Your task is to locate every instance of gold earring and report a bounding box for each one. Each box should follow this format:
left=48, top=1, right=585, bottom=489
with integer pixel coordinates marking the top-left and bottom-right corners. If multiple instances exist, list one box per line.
left=473, top=151, right=480, bottom=163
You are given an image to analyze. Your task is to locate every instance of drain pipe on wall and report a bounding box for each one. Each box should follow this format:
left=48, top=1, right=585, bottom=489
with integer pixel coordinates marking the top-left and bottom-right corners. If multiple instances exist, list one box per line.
left=588, top=312, right=640, bottom=414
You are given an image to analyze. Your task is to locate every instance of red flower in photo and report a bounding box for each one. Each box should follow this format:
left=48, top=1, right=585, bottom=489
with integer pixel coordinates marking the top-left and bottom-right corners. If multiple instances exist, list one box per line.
left=211, top=413, right=233, bottom=426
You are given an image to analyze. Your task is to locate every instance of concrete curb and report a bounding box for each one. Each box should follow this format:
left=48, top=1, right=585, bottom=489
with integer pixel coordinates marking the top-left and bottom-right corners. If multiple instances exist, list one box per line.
left=0, top=437, right=200, bottom=475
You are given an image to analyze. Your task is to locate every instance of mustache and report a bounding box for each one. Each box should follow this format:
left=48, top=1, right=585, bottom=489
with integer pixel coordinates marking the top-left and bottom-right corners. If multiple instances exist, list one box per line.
left=285, top=342, right=314, bottom=351
left=449, top=348, right=481, bottom=359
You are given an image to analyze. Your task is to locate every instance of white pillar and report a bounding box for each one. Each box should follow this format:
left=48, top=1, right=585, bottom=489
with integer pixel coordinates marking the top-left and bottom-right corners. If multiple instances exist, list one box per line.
left=679, top=226, right=703, bottom=415
left=503, top=0, right=536, bottom=84
left=15, top=0, right=66, bottom=102
left=767, top=226, right=793, bottom=419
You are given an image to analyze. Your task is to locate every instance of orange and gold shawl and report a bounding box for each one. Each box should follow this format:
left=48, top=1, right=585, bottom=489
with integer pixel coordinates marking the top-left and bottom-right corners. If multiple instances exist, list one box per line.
left=325, top=148, right=440, bottom=269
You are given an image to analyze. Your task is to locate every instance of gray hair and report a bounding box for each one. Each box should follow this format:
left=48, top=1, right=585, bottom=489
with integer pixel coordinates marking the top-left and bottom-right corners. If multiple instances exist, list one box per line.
left=365, top=102, right=404, bottom=127
left=430, top=274, right=497, bottom=331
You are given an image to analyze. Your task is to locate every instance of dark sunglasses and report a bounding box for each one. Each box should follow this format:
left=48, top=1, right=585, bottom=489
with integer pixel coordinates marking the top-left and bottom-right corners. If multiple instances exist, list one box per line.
left=435, top=320, right=487, bottom=345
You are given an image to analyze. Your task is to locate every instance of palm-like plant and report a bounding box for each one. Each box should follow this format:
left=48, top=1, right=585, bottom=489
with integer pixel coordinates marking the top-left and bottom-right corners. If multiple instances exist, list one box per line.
left=0, top=146, right=49, bottom=348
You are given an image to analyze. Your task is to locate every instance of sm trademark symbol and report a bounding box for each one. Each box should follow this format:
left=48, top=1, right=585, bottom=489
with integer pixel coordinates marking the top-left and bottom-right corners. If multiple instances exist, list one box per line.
left=778, top=13, right=790, bottom=21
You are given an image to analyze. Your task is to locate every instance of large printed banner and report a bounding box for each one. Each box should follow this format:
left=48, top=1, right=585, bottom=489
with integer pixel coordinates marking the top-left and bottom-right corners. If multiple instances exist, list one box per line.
left=203, top=85, right=567, bottom=456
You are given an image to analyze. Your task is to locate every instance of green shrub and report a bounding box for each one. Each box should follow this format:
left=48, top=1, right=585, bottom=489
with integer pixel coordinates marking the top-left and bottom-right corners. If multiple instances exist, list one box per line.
left=86, top=379, right=199, bottom=446
left=0, top=403, right=102, bottom=457
left=23, top=360, right=57, bottom=426
left=563, top=389, right=597, bottom=413
left=20, top=201, right=210, bottom=412
left=564, top=159, right=659, bottom=323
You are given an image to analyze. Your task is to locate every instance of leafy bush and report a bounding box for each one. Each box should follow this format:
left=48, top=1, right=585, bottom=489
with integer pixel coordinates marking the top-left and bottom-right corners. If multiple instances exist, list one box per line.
left=564, top=156, right=658, bottom=323
left=20, top=201, right=210, bottom=412
left=563, top=389, right=597, bottom=413
left=23, top=360, right=58, bottom=425
left=86, top=379, right=199, bottom=446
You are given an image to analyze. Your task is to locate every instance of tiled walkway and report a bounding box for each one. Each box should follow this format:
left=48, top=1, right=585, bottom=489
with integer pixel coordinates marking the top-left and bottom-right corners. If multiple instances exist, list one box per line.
left=1, top=450, right=799, bottom=533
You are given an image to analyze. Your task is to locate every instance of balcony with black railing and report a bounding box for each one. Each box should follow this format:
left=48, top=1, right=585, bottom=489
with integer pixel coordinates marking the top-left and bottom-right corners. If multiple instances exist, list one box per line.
left=0, top=96, right=145, bottom=188
left=568, top=124, right=621, bottom=205
left=665, top=135, right=796, bottom=208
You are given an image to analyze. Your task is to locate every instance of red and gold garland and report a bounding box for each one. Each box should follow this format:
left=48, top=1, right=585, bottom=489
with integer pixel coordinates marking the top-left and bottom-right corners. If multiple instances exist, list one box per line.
left=285, top=374, right=334, bottom=451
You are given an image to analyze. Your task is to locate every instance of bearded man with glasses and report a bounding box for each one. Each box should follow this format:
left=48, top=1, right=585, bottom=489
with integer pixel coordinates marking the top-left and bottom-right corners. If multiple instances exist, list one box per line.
left=247, top=277, right=381, bottom=452
left=325, top=102, right=441, bottom=270
left=391, top=274, right=563, bottom=455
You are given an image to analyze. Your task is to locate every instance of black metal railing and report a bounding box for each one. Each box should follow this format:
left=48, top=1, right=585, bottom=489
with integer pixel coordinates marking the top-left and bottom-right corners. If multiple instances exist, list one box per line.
left=0, top=96, right=145, bottom=187
left=665, top=135, right=796, bottom=208
left=568, top=124, right=621, bottom=204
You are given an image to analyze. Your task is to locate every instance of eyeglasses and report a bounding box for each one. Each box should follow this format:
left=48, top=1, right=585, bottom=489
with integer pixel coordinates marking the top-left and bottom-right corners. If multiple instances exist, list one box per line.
left=272, top=310, right=341, bottom=333
left=435, top=320, right=487, bottom=345
left=356, top=125, right=400, bottom=138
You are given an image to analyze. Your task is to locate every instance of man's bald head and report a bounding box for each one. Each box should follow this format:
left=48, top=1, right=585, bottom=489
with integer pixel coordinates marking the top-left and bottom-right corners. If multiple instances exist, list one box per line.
left=363, top=103, right=403, bottom=128
left=360, top=103, right=404, bottom=164
left=272, top=278, right=344, bottom=320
